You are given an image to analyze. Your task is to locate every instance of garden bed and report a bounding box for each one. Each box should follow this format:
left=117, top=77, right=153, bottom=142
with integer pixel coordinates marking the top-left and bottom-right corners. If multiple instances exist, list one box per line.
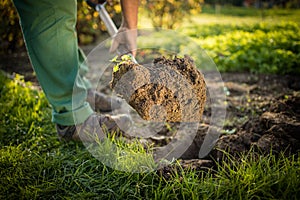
left=2, top=51, right=299, bottom=171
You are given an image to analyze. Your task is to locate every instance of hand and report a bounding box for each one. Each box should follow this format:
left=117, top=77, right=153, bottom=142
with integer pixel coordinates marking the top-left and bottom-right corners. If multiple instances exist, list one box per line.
left=110, top=26, right=138, bottom=57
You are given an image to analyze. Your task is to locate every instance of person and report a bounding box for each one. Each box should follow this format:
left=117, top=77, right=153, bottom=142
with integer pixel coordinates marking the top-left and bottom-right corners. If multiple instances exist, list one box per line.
left=12, top=0, right=139, bottom=141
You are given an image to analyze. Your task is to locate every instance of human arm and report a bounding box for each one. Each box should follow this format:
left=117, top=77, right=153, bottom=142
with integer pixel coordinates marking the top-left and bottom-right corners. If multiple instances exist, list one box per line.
left=110, top=0, right=139, bottom=56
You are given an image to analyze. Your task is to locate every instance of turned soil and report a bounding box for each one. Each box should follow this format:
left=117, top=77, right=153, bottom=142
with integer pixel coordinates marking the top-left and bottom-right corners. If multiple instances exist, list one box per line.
left=110, top=56, right=206, bottom=122
left=1, top=48, right=300, bottom=172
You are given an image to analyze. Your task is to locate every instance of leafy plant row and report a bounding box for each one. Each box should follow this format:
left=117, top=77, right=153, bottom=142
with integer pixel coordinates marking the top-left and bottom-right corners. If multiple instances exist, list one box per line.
left=197, top=23, right=300, bottom=74
left=137, top=22, right=300, bottom=75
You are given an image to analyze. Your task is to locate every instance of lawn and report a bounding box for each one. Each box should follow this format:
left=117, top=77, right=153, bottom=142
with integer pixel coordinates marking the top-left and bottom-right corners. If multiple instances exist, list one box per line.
left=1, top=6, right=300, bottom=200
left=1, top=72, right=299, bottom=199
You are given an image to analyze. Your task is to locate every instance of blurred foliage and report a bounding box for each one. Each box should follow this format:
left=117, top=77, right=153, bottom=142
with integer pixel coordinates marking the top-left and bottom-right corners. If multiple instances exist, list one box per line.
left=137, top=22, right=300, bottom=75
left=197, top=22, right=300, bottom=74
left=181, top=22, right=300, bottom=38
left=204, top=0, right=244, bottom=7
left=194, top=22, right=300, bottom=75
left=204, top=0, right=300, bottom=8
left=76, top=0, right=122, bottom=44
left=0, top=0, right=24, bottom=54
left=0, top=0, right=122, bottom=54
left=140, top=0, right=204, bottom=29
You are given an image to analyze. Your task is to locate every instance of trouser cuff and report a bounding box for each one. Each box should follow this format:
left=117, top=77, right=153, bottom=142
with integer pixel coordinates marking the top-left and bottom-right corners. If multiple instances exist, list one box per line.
left=52, top=102, right=94, bottom=126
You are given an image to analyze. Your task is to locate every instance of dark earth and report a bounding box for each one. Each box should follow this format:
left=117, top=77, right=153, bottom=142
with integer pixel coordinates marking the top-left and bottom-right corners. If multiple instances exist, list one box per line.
left=1, top=49, right=299, bottom=173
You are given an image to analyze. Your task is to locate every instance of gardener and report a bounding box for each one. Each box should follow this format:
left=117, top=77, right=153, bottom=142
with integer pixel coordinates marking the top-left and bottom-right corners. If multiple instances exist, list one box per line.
left=12, top=0, right=139, bottom=141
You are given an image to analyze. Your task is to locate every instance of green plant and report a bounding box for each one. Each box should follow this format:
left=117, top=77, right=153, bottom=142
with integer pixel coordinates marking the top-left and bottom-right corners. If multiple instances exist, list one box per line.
left=110, top=54, right=135, bottom=72
left=198, top=23, right=300, bottom=74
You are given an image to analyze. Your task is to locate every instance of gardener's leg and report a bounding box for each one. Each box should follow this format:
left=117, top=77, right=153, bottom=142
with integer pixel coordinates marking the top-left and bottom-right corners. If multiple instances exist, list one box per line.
left=78, top=48, right=92, bottom=89
left=13, top=0, right=92, bottom=125
left=77, top=47, right=122, bottom=112
left=13, top=0, right=130, bottom=142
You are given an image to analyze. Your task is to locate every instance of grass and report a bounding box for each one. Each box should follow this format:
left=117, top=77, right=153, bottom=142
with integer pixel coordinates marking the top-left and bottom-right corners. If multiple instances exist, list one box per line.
left=1, top=71, right=300, bottom=199
left=194, top=5, right=300, bottom=25
left=138, top=5, right=300, bottom=29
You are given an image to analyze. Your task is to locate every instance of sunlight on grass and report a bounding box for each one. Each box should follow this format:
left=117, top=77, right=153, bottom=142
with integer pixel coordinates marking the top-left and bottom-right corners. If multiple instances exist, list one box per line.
left=211, top=149, right=300, bottom=199
left=188, top=6, right=300, bottom=26
left=84, top=132, right=157, bottom=173
left=139, top=6, right=300, bottom=29
left=151, top=150, right=300, bottom=199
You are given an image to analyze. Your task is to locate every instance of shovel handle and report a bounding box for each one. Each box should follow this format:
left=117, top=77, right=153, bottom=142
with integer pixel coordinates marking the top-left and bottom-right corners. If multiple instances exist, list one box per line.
left=85, top=0, right=106, bottom=9
left=85, top=0, right=137, bottom=63
left=86, top=0, right=118, bottom=36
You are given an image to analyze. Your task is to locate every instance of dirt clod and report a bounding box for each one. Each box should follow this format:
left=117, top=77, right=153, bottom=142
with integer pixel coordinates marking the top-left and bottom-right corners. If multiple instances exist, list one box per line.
left=111, top=56, right=206, bottom=122
left=210, top=92, right=300, bottom=160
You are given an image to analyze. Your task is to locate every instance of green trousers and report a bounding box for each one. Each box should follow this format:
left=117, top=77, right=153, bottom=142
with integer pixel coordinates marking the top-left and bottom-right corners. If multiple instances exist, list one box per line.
left=13, top=0, right=94, bottom=125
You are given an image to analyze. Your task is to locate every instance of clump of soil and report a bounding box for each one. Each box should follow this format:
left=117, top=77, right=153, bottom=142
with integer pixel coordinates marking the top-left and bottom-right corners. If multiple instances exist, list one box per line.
left=151, top=71, right=300, bottom=171
left=110, top=56, right=206, bottom=122
left=210, top=92, right=300, bottom=159
left=179, top=91, right=300, bottom=163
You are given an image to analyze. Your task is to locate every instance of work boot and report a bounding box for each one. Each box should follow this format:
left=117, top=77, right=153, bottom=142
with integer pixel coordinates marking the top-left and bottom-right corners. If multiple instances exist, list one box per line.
left=56, top=113, right=132, bottom=142
left=87, top=89, right=122, bottom=112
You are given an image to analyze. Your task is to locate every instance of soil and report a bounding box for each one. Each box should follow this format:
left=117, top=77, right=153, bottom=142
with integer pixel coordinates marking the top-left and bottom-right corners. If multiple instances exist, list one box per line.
left=156, top=74, right=300, bottom=176
left=110, top=56, right=206, bottom=122
left=1, top=48, right=300, bottom=174
left=0, top=52, right=36, bottom=82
